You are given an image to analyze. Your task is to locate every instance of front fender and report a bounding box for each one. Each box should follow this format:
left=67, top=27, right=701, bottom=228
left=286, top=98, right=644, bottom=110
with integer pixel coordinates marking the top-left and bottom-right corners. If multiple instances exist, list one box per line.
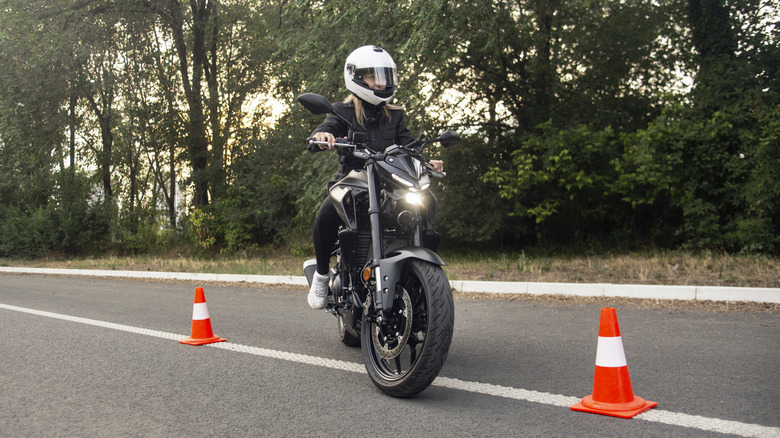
left=376, top=247, right=445, bottom=312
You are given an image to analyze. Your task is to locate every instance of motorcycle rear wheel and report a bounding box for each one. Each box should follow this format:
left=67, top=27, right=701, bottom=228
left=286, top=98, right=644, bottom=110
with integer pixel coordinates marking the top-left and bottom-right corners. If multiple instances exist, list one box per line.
left=338, top=312, right=361, bottom=347
left=361, top=260, right=454, bottom=397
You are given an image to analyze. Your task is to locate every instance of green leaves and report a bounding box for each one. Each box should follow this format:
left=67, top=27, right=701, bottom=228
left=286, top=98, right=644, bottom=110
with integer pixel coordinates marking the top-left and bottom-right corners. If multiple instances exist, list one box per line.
left=0, top=0, right=777, bottom=255
left=483, top=122, right=621, bottom=240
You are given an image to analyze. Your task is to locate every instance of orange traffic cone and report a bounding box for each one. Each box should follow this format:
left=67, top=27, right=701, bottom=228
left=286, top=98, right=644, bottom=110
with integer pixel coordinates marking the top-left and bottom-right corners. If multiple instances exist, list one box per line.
left=179, top=287, right=226, bottom=345
left=570, top=307, right=656, bottom=418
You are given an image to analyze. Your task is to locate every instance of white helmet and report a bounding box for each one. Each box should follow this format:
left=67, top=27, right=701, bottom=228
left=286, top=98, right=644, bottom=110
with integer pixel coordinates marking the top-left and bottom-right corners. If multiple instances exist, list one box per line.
left=344, top=45, right=397, bottom=106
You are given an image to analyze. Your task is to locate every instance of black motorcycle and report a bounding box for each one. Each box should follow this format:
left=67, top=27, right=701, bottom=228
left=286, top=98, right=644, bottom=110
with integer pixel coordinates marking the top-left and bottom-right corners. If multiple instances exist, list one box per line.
left=299, top=93, right=459, bottom=397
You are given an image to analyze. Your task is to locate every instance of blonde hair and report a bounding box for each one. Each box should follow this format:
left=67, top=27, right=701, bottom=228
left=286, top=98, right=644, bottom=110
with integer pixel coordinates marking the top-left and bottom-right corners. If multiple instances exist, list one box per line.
left=344, top=95, right=403, bottom=126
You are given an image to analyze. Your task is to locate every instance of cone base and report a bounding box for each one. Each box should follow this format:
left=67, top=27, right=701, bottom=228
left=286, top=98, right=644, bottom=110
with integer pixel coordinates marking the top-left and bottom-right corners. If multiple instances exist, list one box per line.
left=571, top=394, right=657, bottom=419
left=179, top=335, right=226, bottom=346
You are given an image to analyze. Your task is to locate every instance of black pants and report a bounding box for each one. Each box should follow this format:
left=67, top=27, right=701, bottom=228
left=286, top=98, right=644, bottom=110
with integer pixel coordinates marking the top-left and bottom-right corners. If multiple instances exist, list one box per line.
left=312, top=197, right=341, bottom=275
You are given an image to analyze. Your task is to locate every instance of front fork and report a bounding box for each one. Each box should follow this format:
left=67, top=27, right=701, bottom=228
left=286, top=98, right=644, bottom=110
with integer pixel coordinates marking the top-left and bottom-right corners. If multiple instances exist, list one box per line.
left=366, top=162, right=434, bottom=326
left=365, top=161, right=390, bottom=324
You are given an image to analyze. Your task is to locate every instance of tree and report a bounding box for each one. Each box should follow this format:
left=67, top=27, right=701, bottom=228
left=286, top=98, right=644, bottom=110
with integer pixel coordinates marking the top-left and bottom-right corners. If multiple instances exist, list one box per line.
left=614, top=0, right=779, bottom=251
left=1, top=0, right=778, bottom=256
left=138, top=0, right=212, bottom=206
left=428, top=0, right=676, bottom=245
left=74, top=13, right=121, bottom=200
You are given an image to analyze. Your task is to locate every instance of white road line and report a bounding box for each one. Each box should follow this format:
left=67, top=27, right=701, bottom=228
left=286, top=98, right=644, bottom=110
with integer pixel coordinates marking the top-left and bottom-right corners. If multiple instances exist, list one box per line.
left=1, top=302, right=777, bottom=438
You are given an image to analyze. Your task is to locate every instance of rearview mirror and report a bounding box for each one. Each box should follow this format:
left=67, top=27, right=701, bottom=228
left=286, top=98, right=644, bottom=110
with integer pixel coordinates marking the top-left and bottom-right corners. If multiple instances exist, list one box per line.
left=437, top=130, right=461, bottom=148
left=297, top=93, right=333, bottom=115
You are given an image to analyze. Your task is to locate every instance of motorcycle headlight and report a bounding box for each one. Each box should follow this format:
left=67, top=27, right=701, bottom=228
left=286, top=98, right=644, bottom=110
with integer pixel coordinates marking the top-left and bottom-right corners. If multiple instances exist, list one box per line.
left=405, top=192, right=424, bottom=205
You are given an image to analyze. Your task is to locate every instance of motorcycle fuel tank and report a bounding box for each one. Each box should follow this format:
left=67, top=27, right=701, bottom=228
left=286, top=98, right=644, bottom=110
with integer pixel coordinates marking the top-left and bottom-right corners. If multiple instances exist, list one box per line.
left=329, top=170, right=368, bottom=230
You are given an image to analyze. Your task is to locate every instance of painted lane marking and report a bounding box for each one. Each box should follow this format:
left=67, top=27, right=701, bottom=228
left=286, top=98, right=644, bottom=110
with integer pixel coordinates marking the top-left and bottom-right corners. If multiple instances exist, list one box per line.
left=1, top=302, right=777, bottom=438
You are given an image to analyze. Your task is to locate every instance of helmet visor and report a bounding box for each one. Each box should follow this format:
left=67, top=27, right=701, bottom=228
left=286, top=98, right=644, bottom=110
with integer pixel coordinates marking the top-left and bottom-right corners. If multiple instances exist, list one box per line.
left=354, top=66, right=397, bottom=91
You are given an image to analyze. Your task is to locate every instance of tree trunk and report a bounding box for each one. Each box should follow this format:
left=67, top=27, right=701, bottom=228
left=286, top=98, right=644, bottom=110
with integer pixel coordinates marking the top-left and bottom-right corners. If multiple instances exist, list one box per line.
left=86, top=93, right=114, bottom=198
left=159, top=0, right=211, bottom=207
left=69, top=89, right=77, bottom=172
left=531, top=0, right=557, bottom=126
left=204, top=0, right=226, bottom=203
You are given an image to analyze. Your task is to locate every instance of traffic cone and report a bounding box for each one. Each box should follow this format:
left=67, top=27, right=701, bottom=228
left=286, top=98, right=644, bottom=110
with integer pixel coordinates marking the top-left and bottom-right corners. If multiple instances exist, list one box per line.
left=570, top=307, right=656, bottom=418
left=179, top=287, right=226, bottom=345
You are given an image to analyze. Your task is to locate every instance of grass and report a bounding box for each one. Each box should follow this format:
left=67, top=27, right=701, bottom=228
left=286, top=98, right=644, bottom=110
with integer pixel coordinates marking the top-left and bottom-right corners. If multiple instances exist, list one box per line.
left=439, top=250, right=780, bottom=287
left=2, top=248, right=779, bottom=288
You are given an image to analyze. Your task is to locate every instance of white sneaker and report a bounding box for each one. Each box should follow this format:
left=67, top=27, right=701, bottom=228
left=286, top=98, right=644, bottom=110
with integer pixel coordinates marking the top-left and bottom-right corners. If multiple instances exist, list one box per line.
left=307, top=271, right=330, bottom=309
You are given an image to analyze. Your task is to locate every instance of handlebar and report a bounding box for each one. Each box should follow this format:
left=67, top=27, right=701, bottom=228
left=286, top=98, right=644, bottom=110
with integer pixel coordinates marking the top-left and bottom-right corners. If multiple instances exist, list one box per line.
left=306, top=138, right=445, bottom=177
left=307, top=139, right=356, bottom=152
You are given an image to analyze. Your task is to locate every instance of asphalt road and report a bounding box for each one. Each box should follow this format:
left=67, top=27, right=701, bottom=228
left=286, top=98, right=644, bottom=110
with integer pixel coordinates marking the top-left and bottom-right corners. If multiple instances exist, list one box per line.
left=1, top=274, right=778, bottom=437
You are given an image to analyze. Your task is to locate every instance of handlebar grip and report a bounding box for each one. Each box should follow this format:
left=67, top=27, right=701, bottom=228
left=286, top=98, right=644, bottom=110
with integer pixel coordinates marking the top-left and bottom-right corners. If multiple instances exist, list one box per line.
left=307, top=136, right=353, bottom=152
left=307, top=137, right=356, bottom=153
left=307, top=138, right=330, bottom=153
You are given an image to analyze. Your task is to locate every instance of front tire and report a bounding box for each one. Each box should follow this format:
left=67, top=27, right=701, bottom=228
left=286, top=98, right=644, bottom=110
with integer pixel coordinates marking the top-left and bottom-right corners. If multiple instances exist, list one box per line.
left=361, top=260, right=454, bottom=397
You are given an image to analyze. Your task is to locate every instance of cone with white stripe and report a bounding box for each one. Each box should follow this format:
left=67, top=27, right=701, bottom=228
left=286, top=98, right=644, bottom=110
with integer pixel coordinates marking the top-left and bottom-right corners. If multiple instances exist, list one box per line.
left=179, top=287, right=226, bottom=345
left=570, top=307, right=656, bottom=418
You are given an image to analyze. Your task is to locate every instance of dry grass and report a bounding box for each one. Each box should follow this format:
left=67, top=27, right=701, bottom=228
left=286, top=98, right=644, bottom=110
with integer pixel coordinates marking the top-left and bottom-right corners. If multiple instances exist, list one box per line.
left=2, top=249, right=778, bottom=288
left=443, top=250, right=780, bottom=288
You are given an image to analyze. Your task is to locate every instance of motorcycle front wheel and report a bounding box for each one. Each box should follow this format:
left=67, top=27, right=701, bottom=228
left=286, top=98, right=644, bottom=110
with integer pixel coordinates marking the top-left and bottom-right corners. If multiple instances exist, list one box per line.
left=361, top=259, right=454, bottom=398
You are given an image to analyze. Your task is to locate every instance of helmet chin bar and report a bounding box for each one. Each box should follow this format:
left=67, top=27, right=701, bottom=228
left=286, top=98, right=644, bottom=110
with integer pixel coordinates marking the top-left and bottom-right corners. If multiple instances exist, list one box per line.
left=372, top=87, right=394, bottom=99
left=351, top=84, right=394, bottom=106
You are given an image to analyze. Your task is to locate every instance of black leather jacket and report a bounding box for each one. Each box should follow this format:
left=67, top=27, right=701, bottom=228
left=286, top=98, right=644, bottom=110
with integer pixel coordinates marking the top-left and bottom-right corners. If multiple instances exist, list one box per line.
left=312, top=100, right=413, bottom=179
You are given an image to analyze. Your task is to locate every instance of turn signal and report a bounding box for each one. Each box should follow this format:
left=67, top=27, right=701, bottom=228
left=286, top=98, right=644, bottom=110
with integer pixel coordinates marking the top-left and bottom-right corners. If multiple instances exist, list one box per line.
left=362, top=267, right=372, bottom=282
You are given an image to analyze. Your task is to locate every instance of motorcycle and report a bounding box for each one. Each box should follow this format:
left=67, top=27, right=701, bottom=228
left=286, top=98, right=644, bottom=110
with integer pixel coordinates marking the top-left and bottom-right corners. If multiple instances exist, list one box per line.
left=298, top=93, right=459, bottom=397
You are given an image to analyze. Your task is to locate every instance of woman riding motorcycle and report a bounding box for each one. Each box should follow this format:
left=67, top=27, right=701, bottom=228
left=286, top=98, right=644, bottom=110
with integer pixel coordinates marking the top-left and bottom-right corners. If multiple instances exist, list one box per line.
left=307, top=45, right=443, bottom=309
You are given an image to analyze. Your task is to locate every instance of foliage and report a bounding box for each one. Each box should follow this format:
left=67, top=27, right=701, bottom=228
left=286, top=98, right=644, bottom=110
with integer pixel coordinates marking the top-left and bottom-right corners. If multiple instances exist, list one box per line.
left=484, top=122, right=629, bottom=245
left=0, top=171, right=115, bottom=257
left=436, top=135, right=516, bottom=245
left=0, top=0, right=778, bottom=257
left=617, top=92, right=780, bottom=253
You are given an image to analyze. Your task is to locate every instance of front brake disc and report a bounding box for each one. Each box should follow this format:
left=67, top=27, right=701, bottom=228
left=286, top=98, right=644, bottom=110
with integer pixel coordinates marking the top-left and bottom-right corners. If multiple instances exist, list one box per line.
left=371, top=287, right=413, bottom=360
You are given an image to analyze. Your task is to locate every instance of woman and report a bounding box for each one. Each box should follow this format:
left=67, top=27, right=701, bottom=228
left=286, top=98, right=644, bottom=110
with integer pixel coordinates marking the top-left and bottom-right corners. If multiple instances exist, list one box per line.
left=307, top=45, right=443, bottom=309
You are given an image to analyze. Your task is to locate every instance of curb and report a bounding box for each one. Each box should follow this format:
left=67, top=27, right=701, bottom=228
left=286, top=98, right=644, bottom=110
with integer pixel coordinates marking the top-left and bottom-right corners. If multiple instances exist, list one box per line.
left=448, top=280, right=779, bottom=303
left=0, top=267, right=308, bottom=286
left=2, top=267, right=778, bottom=304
